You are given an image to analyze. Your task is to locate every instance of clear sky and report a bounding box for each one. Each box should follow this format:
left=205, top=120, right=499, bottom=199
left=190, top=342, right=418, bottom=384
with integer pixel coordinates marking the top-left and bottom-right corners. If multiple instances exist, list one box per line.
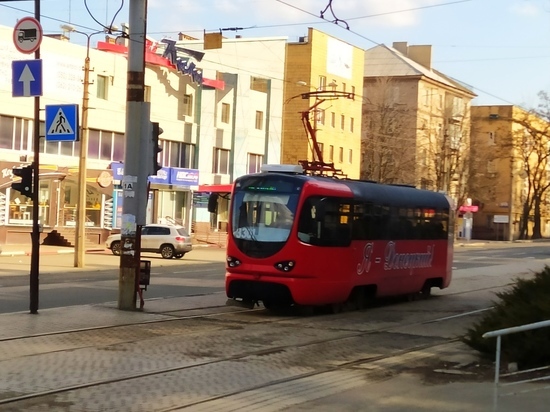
left=1, top=0, right=549, bottom=109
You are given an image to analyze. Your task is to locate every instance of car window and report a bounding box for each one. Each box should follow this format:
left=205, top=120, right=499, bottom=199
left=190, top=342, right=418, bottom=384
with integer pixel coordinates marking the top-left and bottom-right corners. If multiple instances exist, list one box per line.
left=158, top=227, right=170, bottom=235
left=146, top=227, right=161, bottom=235
left=176, top=228, right=189, bottom=236
left=141, top=227, right=151, bottom=235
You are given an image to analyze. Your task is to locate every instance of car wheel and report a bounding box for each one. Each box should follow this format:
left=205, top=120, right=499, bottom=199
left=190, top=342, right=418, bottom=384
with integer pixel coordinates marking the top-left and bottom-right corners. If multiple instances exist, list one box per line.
left=175, top=253, right=185, bottom=259
left=111, top=241, right=121, bottom=256
left=160, top=244, right=175, bottom=259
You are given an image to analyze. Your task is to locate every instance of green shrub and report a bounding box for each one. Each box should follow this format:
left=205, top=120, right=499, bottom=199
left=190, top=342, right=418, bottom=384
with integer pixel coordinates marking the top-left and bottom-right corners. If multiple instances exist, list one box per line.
left=463, top=265, right=550, bottom=368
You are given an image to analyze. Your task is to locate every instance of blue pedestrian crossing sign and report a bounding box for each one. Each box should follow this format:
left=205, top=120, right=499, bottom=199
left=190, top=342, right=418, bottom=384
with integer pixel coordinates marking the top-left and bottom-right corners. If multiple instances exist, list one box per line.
left=45, top=104, right=79, bottom=142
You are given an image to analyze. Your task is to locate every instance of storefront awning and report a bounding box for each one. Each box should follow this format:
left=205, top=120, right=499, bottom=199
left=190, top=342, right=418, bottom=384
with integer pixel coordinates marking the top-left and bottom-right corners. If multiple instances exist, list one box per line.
left=197, top=184, right=233, bottom=193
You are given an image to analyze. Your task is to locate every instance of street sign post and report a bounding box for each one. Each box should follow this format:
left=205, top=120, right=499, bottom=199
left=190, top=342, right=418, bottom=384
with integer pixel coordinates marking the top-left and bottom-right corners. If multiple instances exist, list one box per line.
left=13, top=16, right=43, bottom=54
left=12, top=59, right=42, bottom=97
left=45, top=104, right=79, bottom=142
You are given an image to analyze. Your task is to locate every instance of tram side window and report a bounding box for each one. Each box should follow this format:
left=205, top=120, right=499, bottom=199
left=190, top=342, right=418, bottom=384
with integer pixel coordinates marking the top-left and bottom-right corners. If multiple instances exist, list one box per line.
left=351, top=202, right=392, bottom=240
left=352, top=204, right=449, bottom=240
left=297, top=196, right=351, bottom=247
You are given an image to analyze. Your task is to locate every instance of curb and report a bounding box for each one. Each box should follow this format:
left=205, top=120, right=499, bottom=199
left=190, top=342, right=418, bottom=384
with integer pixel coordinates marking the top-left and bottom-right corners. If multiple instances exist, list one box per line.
left=0, top=248, right=107, bottom=257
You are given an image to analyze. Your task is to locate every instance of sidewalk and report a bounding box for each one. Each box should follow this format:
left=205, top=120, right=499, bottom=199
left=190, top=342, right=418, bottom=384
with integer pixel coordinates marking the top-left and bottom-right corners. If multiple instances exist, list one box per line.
left=0, top=243, right=105, bottom=257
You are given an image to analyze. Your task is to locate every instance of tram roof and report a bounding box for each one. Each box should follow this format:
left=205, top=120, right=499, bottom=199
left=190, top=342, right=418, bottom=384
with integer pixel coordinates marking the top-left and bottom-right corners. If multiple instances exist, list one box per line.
left=311, top=175, right=451, bottom=209
left=236, top=172, right=451, bottom=210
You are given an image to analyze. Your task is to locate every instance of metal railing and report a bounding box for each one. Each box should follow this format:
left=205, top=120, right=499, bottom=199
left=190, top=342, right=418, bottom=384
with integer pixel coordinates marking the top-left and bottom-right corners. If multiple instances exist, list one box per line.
left=483, top=319, right=550, bottom=410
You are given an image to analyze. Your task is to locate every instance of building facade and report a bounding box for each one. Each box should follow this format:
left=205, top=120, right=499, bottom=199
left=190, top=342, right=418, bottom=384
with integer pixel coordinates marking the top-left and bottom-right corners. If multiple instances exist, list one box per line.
left=0, top=24, right=288, bottom=246
left=470, top=105, right=550, bottom=240
left=282, top=28, right=364, bottom=178
left=362, top=42, right=476, bottom=205
left=169, top=34, right=286, bottom=233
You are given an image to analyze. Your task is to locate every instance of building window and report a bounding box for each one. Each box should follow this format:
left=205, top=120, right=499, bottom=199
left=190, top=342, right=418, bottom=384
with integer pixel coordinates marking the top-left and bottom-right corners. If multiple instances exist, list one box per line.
left=331, top=112, right=336, bottom=127
left=350, top=117, right=354, bottom=133
left=96, top=75, right=108, bottom=99
left=316, top=109, right=325, bottom=125
left=318, top=75, right=326, bottom=90
left=221, top=103, right=230, bottom=124
left=0, top=115, right=14, bottom=149
left=351, top=85, right=355, bottom=100
left=487, top=160, right=497, bottom=174
left=342, top=82, right=346, bottom=93
left=488, top=131, right=496, bottom=145
left=100, top=131, right=113, bottom=160
left=339, top=147, right=343, bottom=163
left=60, top=140, right=74, bottom=156
left=329, top=145, right=334, bottom=162
left=87, top=129, right=100, bottom=158
left=213, top=147, right=230, bottom=174
left=340, top=114, right=345, bottom=130
left=183, top=94, right=193, bottom=117
left=180, top=143, right=196, bottom=168
left=113, top=133, right=125, bottom=161
left=247, top=153, right=263, bottom=174
left=423, top=89, right=430, bottom=106
left=162, top=141, right=196, bottom=168
left=255, top=111, right=264, bottom=130
left=318, top=142, right=324, bottom=157
left=348, top=149, right=352, bottom=164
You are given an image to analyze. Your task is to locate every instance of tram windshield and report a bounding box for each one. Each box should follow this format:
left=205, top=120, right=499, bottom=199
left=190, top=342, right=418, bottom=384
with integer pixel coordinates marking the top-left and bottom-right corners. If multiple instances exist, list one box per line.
left=231, top=177, right=301, bottom=244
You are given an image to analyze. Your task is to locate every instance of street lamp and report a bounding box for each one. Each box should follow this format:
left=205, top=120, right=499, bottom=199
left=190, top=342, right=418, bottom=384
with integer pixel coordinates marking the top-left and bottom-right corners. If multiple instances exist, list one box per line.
left=61, top=25, right=104, bottom=268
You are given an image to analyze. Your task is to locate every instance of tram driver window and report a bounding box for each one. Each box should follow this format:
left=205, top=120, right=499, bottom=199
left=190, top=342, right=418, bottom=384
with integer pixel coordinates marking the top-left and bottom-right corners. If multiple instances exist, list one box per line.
left=297, top=196, right=351, bottom=247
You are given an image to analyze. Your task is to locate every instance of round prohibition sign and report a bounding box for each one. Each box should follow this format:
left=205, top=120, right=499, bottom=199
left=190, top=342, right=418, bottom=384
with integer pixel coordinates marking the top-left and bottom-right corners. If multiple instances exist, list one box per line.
left=13, top=17, right=43, bottom=54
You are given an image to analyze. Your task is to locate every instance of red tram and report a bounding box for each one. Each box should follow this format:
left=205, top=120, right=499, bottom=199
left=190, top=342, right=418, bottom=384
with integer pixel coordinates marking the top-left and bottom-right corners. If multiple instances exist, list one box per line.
left=224, top=165, right=454, bottom=310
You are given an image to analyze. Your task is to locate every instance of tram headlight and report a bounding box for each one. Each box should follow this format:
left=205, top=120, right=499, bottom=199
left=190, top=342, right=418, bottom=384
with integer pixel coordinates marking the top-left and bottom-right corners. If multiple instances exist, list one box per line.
left=274, top=260, right=295, bottom=272
left=227, top=256, right=241, bottom=267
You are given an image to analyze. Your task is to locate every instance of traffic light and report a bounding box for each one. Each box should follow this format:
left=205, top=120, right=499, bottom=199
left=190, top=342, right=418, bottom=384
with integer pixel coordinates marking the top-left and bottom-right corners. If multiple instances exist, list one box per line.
left=12, top=164, right=33, bottom=197
left=150, top=122, right=163, bottom=176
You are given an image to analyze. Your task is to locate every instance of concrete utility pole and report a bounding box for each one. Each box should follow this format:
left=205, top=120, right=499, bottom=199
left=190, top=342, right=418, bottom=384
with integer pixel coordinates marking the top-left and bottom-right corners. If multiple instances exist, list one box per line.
left=61, top=26, right=104, bottom=268
left=118, top=0, right=149, bottom=310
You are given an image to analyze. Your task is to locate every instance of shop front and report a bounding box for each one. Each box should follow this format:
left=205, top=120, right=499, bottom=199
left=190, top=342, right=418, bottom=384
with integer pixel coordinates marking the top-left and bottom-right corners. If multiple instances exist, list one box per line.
left=194, top=184, right=233, bottom=233
left=110, top=162, right=198, bottom=231
left=0, top=161, right=114, bottom=245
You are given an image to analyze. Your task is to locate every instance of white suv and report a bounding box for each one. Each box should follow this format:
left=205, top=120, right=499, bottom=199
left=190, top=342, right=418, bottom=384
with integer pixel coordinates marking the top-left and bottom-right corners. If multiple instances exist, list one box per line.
left=106, top=224, right=193, bottom=259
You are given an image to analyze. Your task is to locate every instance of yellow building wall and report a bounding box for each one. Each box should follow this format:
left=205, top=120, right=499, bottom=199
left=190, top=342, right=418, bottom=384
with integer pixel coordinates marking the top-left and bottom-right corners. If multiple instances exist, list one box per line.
left=282, top=28, right=364, bottom=178
left=470, top=105, right=550, bottom=240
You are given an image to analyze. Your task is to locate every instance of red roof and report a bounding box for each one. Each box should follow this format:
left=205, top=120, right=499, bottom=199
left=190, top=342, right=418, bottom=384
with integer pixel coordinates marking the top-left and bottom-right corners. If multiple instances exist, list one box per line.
left=197, top=184, right=233, bottom=193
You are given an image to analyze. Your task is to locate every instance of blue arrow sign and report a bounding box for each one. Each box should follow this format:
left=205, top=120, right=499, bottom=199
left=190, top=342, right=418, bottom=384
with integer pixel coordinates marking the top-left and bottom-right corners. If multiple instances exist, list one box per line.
left=12, top=59, right=42, bottom=97
left=45, top=104, right=79, bottom=142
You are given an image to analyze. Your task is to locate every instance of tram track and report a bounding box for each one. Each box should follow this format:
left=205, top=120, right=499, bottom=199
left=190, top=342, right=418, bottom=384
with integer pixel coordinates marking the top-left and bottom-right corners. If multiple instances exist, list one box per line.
left=0, top=290, right=493, bottom=410
left=0, top=279, right=501, bottom=344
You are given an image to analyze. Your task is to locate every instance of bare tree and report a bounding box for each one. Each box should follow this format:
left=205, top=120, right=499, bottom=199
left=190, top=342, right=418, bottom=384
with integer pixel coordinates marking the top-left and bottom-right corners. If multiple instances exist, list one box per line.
left=417, top=96, right=471, bottom=209
left=510, top=99, right=550, bottom=239
left=361, top=77, right=417, bottom=184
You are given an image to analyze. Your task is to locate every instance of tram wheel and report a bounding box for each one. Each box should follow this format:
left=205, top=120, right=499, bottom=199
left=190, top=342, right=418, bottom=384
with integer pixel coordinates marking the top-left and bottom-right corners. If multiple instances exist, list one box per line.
left=420, top=282, right=432, bottom=299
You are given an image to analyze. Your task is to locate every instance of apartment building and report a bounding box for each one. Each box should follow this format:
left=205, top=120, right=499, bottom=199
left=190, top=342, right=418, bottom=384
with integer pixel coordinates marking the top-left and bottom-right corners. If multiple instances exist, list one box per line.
left=0, top=23, right=286, bottom=245
left=282, top=28, right=364, bottom=178
left=470, top=105, right=550, bottom=240
left=362, top=42, right=477, bottom=203
left=164, top=34, right=286, bottom=232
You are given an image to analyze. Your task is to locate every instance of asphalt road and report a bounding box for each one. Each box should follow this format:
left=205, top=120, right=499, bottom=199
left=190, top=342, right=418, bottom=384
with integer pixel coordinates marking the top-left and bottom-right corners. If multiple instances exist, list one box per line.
left=1, top=242, right=549, bottom=314
left=0, top=247, right=226, bottom=313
